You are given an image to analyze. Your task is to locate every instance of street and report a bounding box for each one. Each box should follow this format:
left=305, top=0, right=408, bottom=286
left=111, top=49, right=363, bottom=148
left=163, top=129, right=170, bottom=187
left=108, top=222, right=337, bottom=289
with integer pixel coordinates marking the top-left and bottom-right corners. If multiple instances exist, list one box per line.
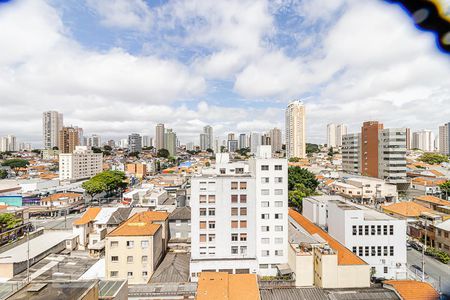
left=30, top=213, right=82, bottom=230
left=407, top=248, right=450, bottom=295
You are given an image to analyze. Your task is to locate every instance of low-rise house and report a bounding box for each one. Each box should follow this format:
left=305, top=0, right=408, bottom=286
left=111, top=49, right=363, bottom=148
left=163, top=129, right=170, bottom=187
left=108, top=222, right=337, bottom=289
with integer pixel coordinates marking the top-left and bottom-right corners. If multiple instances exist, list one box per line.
left=410, top=177, right=446, bottom=196
left=73, top=207, right=101, bottom=250
left=168, top=206, right=191, bottom=243
left=434, top=219, right=450, bottom=255
left=413, top=195, right=450, bottom=211
left=382, top=201, right=434, bottom=221
left=331, top=177, right=398, bottom=203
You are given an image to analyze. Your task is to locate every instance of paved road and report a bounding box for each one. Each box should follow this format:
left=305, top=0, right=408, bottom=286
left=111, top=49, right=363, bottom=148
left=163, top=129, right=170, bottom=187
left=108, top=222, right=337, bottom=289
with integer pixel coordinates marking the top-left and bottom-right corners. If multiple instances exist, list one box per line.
left=407, top=248, right=450, bottom=295
left=30, top=213, right=82, bottom=230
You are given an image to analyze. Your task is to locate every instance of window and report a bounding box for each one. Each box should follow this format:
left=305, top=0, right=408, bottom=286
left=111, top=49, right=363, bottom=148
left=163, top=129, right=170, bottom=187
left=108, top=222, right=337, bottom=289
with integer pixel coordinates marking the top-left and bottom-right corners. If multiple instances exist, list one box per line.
left=261, top=201, right=269, bottom=207
left=261, top=189, right=270, bottom=195
left=231, top=221, right=239, bottom=228
left=275, top=238, right=283, bottom=244
left=231, top=207, right=239, bottom=216
left=275, top=177, right=283, bottom=183
left=377, top=246, right=382, bottom=256
left=389, top=225, right=394, bottom=235
left=383, top=225, right=387, bottom=235
left=209, top=221, right=215, bottom=229
left=110, top=241, right=118, bottom=248
left=208, top=195, right=216, bottom=203
left=141, top=240, right=148, bottom=248
left=275, top=213, right=283, bottom=219
left=275, top=201, right=283, bottom=207
left=275, top=250, right=283, bottom=256
left=365, top=246, right=369, bottom=256
left=260, top=264, right=268, bottom=269
left=261, top=238, right=270, bottom=244
left=240, top=221, right=247, bottom=228
left=240, top=182, right=247, bottom=190
left=240, top=233, right=247, bottom=241
left=231, top=234, right=238, bottom=241
left=208, top=234, right=216, bottom=242
left=231, top=246, right=239, bottom=254
left=209, top=208, right=215, bottom=216
left=371, top=246, right=376, bottom=256
left=240, top=194, right=247, bottom=203
left=371, top=225, right=376, bottom=235
left=261, top=213, right=269, bottom=220
left=352, top=246, right=357, bottom=253
left=275, top=225, right=283, bottom=232
left=126, top=241, right=134, bottom=248
left=127, top=256, right=133, bottom=263
left=383, top=246, right=388, bottom=256
left=364, top=225, right=369, bottom=235
left=200, top=234, right=206, bottom=243
left=377, top=225, right=381, bottom=235
left=199, top=195, right=207, bottom=203
left=384, top=267, right=388, bottom=274
left=352, top=225, right=357, bottom=236
left=358, top=225, right=363, bottom=235
left=111, top=256, right=118, bottom=262
left=240, top=246, right=247, bottom=255
left=275, top=165, right=282, bottom=170
left=200, top=208, right=207, bottom=216
left=274, top=189, right=283, bottom=195
left=358, top=246, right=363, bottom=256
left=261, top=177, right=269, bottom=183
left=390, top=246, right=394, bottom=256
left=200, top=221, right=206, bottom=229
left=231, top=195, right=238, bottom=203
left=220, top=168, right=226, bottom=174
left=262, top=250, right=269, bottom=256
left=110, top=271, right=118, bottom=277
left=142, top=256, right=148, bottom=263
left=231, top=182, right=238, bottom=190
left=261, top=165, right=269, bottom=171
left=261, top=226, right=269, bottom=232
left=142, top=271, right=148, bottom=277
left=127, top=272, right=133, bottom=278
left=240, top=207, right=247, bottom=216
left=445, top=232, right=449, bottom=238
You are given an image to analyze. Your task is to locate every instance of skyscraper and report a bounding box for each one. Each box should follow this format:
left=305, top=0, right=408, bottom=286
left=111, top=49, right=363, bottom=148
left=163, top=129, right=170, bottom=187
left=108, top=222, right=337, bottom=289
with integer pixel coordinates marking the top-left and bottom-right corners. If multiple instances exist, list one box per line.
left=412, top=130, right=435, bottom=152
left=142, top=135, right=152, bottom=148
left=269, top=128, right=282, bottom=153
left=361, top=121, right=383, bottom=178
left=155, top=123, right=165, bottom=150
left=43, top=111, right=63, bottom=149
left=128, top=133, right=142, bottom=153
left=239, top=133, right=247, bottom=149
left=0, top=135, right=17, bottom=152
left=199, top=133, right=208, bottom=151
left=164, top=128, right=177, bottom=156
left=336, top=124, right=348, bottom=147
left=203, top=125, right=213, bottom=150
left=327, top=123, right=347, bottom=148
left=439, top=123, right=450, bottom=155
left=250, top=132, right=261, bottom=154
left=285, top=100, right=306, bottom=159
left=58, top=127, right=80, bottom=153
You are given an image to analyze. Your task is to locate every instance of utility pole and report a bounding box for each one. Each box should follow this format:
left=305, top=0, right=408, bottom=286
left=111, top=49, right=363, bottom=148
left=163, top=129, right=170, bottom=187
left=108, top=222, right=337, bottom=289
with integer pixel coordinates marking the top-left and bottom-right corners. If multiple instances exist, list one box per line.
left=422, top=219, right=427, bottom=282
left=26, top=224, right=30, bottom=283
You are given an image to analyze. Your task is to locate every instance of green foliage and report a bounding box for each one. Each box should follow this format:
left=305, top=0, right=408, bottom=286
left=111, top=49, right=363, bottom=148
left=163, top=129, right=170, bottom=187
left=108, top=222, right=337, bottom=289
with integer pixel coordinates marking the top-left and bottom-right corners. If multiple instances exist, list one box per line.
left=288, top=167, right=319, bottom=211
left=328, top=147, right=334, bottom=157
left=91, top=147, right=103, bottom=154
left=206, top=148, right=214, bottom=153
left=0, top=169, right=7, bottom=179
left=52, top=146, right=59, bottom=150
left=103, top=145, right=112, bottom=151
left=425, top=247, right=450, bottom=264
left=31, top=149, right=41, bottom=154
left=1, top=159, right=29, bottom=175
left=306, top=143, right=320, bottom=154
left=220, top=146, right=226, bottom=153
left=439, top=181, right=450, bottom=199
left=237, top=148, right=250, bottom=157
left=82, top=170, right=127, bottom=199
left=142, top=146, right=154, bottom=151
left=288, top=157, right=300, bottom=162
left=419, top=153, right=449, bottom=165
left=157, top=148, right=170, bottom=158
left=128, top=151, right=140, bottom=158
left=0, top=213, right=21, bottom=230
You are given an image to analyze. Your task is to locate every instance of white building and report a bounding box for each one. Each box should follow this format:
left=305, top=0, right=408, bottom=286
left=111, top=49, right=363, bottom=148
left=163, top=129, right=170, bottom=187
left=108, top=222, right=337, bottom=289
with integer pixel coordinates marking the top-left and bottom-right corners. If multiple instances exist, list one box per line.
left=378, top=128, right=407, bottom=184
left=412, top=130, right=435, bottom=152
left=328, top=124, right=348, bottom=148
left=142, top=135, right=152, bottom=148
left=285, top=100, right=306, bottom=159
left=59, top=146, right=103, bottom=181
left=0, top=135, right=17, bottom=152
left=128, top=133, right=142, bottom=153
left=203, top=125, right=213, bottom=150
left=190, top=146, right=288, bottom=281
left=342, top=133, right=360, bottom=174
left=43, top=111, right=63, bottom=149
left=239, top=133, right=247, bottom=149
left=438, top=122, right=450, bottom=155
left=155, top=123, right=165, bottom=150
left=269, top=128, right=282, bottom=153
left=250, top=132, right=261, bottom=154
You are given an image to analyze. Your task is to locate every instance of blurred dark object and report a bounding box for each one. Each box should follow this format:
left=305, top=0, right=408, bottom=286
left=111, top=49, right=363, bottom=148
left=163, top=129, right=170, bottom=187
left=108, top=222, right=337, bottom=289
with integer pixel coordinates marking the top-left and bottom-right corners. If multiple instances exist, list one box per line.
left=386, top=0, right=450, bottom=53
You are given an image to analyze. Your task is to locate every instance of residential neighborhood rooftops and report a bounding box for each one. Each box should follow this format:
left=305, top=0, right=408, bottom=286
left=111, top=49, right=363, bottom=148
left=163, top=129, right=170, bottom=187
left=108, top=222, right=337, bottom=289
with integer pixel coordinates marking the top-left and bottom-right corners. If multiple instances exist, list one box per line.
left=415, top=195, right=450, bottom=206
left=288, top=209, right=366, bottom=266
left=107, top=211, right=168, bottom=237
left=169, top=206, right=191, bottom=220
left=382, top=202, right=434, bottom=217
left=196, top=272, right=260, bottom=300
left=42, top=192, right=82, bottom=202
left=73, top=207, right=101, bottom=226
left=383, top=280, right=439, bottom=300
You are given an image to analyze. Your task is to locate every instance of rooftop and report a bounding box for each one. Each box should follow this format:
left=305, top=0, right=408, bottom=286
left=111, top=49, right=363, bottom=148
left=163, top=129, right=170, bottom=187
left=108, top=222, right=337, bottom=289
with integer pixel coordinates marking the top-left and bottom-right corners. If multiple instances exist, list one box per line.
left=415, top=195, right=450, bottom=206
left=6, top=280, right=98, bottom=300
left=196, top=272, right=260, bottom=300
left=384, top=280, right=439, bottom=300
left=73, top=207, right=101, bottom=226
left=169, top=206, right=191, bottom=220
left=289, top=209, right=366, bottom=266
left=107, top=211, right=168, bottom=237
left=149, top=252, right=190, bottom=283
left=382, top=202, right=434, bottom=218
left=260, top=287, right=399, bottom=300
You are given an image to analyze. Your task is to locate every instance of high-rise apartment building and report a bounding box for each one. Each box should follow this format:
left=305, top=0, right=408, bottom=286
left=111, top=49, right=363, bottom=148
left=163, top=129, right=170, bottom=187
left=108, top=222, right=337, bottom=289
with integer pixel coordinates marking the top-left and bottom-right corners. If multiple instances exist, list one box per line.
left=378, top=128, right=407, bottom=184
left=361, top=121, right=384, bottom=178
left=227, top=140, right=238, bottom=153
left=261, top=134, right=271, bottom=146
left=327, top=123, right=348, bottom=148
left=405, top=128, right=411, bottom=150
left=43, top=111, right=63, bottom=149
left=190, top=146, right=288, bottom=281
left=87, top=134, right=101, bottom=148
left=227, top=133, right=235, bottom=141
left=155, top=124, right=165, bottom=150
left=58, top=127, right=80, bottom=154
left=164, top=129, right=177, bottom=156
left=285, top=100, right=306, bottom=159
left=412, top=130, right=435, bottom=152
left=438, top=122, right=450, bottom=155
left=239, top=134, right=247, bottom=149
left=128, top=133, right=142, bottom=153
left=269, top=128, right=282, bottom=153
left=142, top=135, right=152, bottom=148
left=200, top=133, right=208, bottom=151
left=204, top=125, right=213, bottom=150
left=336, top=124, right=348, bottom=147
left=342, top=133, right=361, bottom=174
left=250, top=132, right=261, bottom=154
left=0, top=135, right=17, bottom=152
left=59, top=146, right=102, bottom=181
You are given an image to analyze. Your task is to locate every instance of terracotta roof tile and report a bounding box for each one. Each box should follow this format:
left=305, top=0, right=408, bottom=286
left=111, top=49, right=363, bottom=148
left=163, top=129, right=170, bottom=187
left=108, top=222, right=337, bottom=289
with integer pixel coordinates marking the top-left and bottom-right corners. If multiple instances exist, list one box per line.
left=106, top=211, right=167, bottom=237
left=415, top=195, right=450, bottom=206
left=382, top=202, right=434, bottom=217
left=384, top=280, right=439, bottom=300
left=289, top=209, right=366, bottom=265
left=196, top=272, right=260, bottom=300
left=43, top=192, right=83, bottom=202
left=73, top=207, right=101, bottom=225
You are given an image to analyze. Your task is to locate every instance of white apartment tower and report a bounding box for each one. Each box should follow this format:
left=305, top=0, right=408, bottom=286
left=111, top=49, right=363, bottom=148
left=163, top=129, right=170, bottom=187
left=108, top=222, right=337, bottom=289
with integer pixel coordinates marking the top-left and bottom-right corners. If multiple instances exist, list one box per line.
left=239, top=133, right=247, bottom=149
left=412, top=130, right=435, bottom=152
left=269, top=128, right=282, bottom=153
left=190, top=146, right=288, bottom=281
left=285, top=100, right=306, bottom=159
left=43, top=111, right=63, bottom=149
left=342, top=133, right=360, bottom=174
left=250, top=132, right=261, bottom=154
left=203, top=125, right=213, bottom=150
left=155, top=123, right=165, bottom=150
left=439, top=123, right=450, bottom=155
left=59, top=146, right=103, bottom=181
left=327, top=123, right=348, bottom=148
left=378, top=128, right=407, bottom=184
left=0, top=135, right=17, bottom=152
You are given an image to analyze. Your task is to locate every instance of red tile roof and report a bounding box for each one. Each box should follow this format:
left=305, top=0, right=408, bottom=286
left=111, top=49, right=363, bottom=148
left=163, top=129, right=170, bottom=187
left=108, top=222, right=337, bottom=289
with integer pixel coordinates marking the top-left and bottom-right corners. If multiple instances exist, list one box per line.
left=384, top=280, right=439, bottom=300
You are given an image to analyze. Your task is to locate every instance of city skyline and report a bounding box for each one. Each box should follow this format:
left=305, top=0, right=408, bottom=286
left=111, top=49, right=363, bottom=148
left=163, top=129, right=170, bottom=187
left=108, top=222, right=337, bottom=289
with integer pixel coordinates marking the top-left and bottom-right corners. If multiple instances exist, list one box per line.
left=0, top=0, right=449, bottom=146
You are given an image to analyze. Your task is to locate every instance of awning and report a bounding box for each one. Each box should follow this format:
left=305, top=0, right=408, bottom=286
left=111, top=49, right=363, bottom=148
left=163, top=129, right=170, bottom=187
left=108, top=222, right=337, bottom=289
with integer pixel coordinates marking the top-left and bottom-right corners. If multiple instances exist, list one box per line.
left=276, top=263, right=292, bottom=276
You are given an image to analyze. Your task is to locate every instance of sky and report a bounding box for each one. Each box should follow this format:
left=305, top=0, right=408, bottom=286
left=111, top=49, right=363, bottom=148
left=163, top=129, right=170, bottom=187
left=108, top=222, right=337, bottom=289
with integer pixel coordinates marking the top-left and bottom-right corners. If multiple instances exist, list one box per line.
left=0, top=0, right=449, bottom=147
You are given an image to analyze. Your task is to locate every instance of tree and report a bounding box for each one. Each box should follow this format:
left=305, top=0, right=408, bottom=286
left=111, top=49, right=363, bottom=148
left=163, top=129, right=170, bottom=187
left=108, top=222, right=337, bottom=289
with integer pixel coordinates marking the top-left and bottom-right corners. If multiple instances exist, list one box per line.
left=238, top=147, right=250, bottom=157
left=0, top=169, right=7, bottom=179
left=206, top=148, right=214, bottom=153
left=0, top=213, right=21, bottom=230
left=289, top=157, right=300, bottom=162
left=220, top=146, right=226, bottom=153
left=419, top=153, right=449, bottom=165
left=288, top=183, right=309, bottom=211
left=82, top=178, right=106, bottom=200
left=128, top=151, right=140, bottom=158
left=157, top=148, right=170, bottom=158
left=440, top=181, right=450, bottom=200
left=31, top=149, right=41, bottom=155
left=1, top=159, right=29, bottom=176
left=103, top=145, right=112, bottom=151
left=288, top=167, right=319, bottom=211
left=306, top=143, right=320, bottom=154
left=82, top=170, right=127, bottom=199
left=52, top=146, right=59, bottom=150
left=91, top=147, right=103, bottom=154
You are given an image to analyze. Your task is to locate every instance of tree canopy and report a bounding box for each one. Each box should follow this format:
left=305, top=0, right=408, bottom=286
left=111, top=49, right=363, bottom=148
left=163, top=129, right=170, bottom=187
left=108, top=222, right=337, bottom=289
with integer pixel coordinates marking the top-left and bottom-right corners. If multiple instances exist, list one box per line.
left=440, top=181, right=450, bottom=200
left=306, top=143, right=320, bottom=154
left=0, top=213, right=21, bottom=229
left=157, top=148, right=170, bottom=158
left=288, top=157, right=300, bottom=162
left=0, top=169, right=7, bottom=179
left=1, top=159, right=29, bottom=175
left=82, top=170, right=127, bottom=199
left=288, top=166, right=319, bottom=211
left=419, top=153, right=449, bottom=165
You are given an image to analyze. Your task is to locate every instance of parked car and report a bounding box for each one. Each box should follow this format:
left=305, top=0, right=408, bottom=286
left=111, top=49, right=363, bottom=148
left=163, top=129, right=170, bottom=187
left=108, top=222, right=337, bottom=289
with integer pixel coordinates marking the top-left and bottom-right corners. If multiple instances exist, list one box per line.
left=410, top=241, right=423, bottom=251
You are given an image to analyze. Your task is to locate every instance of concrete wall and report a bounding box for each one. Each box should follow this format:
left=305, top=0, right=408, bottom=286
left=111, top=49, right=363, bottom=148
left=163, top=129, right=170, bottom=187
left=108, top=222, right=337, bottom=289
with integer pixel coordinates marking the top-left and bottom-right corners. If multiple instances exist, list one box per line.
left=288, top=244, right=313, bottom=287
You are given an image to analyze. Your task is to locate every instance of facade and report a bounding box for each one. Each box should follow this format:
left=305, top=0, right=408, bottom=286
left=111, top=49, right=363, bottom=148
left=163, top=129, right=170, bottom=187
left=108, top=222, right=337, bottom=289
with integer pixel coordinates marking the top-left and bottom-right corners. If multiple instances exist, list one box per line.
left=378, top=128, right=407, bottom=184
left=285, top=100, right=306, bottom=159
left=203, top=125, right=213, bottom=150
left=128, top=133, right=142, bottom=153
left=58, top=127, right=80, bottom=153
left=190, top=146, right=288, bottom=281
left=406, top=128, right=411, bottom=150
left=155, top=123, right=165, bottom=150
left=361, top=121, right=384, bottom=178
left=200, top=133, right=207, bottom=151
left=227, top=140, right=238, bottom=153
left=269, top=128, right=282, bottom=153
left=142, top=135, right=152, bottom=148
left=331, top=177, right=398, bottom=203
left=438, top=122, right=450, bottom=155
left=250, top=132, right=261, bottom=154
left=87, top=134, right=101, bottom=148
left=59, top=146, right=103, bottom=181
left=342, top=133, right=360, bottom=174
left=43, top=111, right=63, bottom=149
left=412, top=130, right=435, bottom=152
left=0, top=135, right=17, bottom=152
left=164, top=128, right=177, bottom=156
left=327, top=123, right=348, bottom=148
left=239, top=133, right=247, bottom=149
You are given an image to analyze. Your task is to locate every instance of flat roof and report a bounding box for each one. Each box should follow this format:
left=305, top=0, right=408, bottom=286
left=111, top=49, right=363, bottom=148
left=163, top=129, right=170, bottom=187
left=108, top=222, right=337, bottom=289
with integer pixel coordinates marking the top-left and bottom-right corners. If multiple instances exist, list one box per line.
left=99, top=280, right=126, bottom=298
left=7, top=281, right=97, bottom=300
left=0, top=231, right=74, bottom=264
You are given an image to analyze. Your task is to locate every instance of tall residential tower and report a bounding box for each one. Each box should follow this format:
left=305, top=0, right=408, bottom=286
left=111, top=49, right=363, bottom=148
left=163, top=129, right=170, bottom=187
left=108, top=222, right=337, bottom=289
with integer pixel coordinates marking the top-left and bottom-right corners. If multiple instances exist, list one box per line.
left=285, top=100, right=306, bottom=159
